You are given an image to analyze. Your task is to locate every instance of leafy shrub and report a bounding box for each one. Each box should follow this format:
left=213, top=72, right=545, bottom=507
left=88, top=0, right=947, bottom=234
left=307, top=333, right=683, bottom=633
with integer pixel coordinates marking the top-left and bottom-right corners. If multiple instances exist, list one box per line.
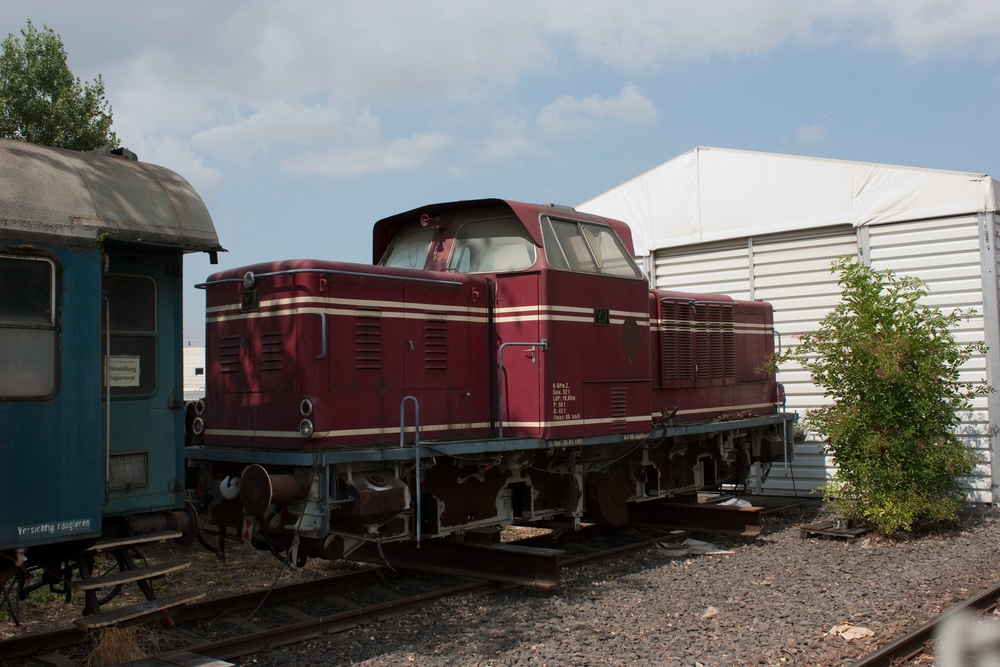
left=779, top=257, right=989, bottom=533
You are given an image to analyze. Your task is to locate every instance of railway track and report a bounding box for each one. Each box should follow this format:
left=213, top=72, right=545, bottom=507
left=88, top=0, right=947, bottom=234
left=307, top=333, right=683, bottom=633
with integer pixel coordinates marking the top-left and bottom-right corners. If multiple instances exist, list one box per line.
left=0, top=524, right=699, bottom=665
left=850, top=578, right=1000, bottom=667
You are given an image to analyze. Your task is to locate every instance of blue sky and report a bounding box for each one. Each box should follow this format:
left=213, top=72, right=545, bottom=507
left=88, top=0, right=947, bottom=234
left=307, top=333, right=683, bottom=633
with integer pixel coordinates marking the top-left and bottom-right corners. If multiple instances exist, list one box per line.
left=4, top=1, right=999, bottom=343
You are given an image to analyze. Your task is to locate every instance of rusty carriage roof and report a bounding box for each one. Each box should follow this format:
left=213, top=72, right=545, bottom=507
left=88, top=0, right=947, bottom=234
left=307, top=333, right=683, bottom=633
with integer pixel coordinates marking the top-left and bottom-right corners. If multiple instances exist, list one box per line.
left=371, top=198, right=637, bottom=264
left=0, top=138, right=222, bottom=252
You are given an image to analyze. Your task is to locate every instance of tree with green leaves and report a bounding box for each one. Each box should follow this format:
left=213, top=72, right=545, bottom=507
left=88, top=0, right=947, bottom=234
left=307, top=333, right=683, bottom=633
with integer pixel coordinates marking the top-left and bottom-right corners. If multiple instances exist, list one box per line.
left=779, top=256, right=989, bottom=533
left=0, top=19, right=118, bottom=151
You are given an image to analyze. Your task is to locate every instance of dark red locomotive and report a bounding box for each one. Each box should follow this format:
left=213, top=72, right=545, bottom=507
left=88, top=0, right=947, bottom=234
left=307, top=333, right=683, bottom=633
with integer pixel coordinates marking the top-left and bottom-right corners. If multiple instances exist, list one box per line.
left=188, top=199, right=792, bottom=564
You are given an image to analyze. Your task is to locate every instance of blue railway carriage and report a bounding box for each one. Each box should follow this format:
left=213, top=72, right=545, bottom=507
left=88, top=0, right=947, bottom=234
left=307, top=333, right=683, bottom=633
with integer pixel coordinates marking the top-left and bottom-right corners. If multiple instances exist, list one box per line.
left=0, top=139, right=221, bottom=622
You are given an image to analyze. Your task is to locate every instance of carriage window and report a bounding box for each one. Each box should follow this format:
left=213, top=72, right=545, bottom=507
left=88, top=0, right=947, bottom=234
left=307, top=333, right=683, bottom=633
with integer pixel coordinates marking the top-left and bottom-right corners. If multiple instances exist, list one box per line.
left=448, top=217, right=536, bottom=274
left=0, top=256, right=56, bottom=398
left=103, top=274, right=156, bottom=396
left=381, top=226, right=435, bottom=269
left=541, top=217, right=643, bottom=279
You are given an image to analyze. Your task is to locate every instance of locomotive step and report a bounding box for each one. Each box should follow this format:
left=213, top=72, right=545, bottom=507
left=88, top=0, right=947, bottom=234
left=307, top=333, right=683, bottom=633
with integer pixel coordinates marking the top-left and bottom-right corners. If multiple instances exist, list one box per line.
left=71, top=559, right=191, bottom=590
left=88, top=530, right=183, bottom=551
left=73, top=590, right=205, bottom=630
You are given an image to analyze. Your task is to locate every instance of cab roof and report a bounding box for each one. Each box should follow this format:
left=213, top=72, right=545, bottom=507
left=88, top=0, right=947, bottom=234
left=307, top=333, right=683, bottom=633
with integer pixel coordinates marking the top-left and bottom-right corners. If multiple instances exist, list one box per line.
left=372, top=198, right=636, bottom=264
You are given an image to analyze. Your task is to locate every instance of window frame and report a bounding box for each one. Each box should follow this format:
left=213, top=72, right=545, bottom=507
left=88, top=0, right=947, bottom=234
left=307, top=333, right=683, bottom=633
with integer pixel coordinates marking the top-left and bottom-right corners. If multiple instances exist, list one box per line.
left=540, top=215, right=644, bottom=280
left=0, top=254, right=59, bottom=401
left=102, top=272, right=158, bottom=398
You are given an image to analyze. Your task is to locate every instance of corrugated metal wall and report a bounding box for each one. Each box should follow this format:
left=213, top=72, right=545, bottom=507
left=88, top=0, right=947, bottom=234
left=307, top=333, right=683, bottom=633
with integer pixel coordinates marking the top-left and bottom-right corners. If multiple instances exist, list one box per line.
left=652, top=217, right=994, bottom=500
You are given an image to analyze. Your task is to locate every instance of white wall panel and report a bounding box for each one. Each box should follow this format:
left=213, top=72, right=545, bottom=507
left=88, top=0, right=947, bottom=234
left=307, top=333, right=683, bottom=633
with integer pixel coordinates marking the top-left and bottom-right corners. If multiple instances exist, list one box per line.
left=751, top=230, right=859, bottom=496
left=653, top=243, right=751, bottom=301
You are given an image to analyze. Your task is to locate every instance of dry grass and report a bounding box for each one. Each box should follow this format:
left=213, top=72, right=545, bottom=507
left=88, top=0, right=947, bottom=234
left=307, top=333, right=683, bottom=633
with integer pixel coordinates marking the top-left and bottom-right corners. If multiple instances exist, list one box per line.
left=83, top=625, right=158, bottom=667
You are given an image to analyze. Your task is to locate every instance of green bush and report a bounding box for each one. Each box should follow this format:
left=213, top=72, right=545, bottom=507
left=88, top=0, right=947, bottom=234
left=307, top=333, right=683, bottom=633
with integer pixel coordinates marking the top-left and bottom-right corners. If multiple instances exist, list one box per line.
left=779, top=257, right=989, bottom=533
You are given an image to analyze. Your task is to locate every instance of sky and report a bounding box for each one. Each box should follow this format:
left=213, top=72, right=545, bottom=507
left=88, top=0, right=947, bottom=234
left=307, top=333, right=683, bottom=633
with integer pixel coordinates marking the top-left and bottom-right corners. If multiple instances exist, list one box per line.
left=3, top=1, right=1000, bottom=343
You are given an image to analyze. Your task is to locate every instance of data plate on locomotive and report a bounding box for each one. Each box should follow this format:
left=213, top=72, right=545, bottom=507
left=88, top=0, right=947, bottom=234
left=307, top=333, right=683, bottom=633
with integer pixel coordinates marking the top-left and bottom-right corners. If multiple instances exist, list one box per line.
left=241, top=290, right=259, bottom=312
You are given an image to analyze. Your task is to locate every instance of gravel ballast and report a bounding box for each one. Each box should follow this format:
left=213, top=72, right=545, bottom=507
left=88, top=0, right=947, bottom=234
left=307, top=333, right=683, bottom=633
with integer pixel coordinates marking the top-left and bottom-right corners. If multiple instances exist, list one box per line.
left=5, top=502, right=1000, bottom=666
left=235, top=504, right=1000, bottom=667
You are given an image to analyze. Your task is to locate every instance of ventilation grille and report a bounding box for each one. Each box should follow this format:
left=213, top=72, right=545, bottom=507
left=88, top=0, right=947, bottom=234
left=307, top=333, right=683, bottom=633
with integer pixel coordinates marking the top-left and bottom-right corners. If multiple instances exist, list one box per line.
left=693, top=302, right=736, bottom=380
left=661, top=299, right=735, bottom=382
left=424, top=313, right=447, bottom=370
left=355, top=309, right=381, bottom=370
left=260, top=332, right=283, bottom=371
left=660, top=299, right=693, bottom=382
left=611, top=387, right=627, bottom=431
left=219, top=335, right=241, bottom=373
left=109, top=452, right=148, bottom=491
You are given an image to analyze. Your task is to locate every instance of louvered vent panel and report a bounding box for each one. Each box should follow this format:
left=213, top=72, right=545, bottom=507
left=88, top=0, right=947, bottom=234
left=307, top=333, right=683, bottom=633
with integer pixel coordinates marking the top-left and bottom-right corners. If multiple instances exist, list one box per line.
left=355, top=309, right=381, bottom=370
left=219, top=335, right=240, bottom=373
left=694, top=305, right=710, bottom=379
left=611, top=387, right=627, bottom=431
left=660, top=300, right=678, bottom=381
left=424, top=313, right=447, bottom=370
left=722, top=305, right=736, bottom=377
left=260, top=332, right=283, bottom=371
left=708, top=305, right=724, bottom=378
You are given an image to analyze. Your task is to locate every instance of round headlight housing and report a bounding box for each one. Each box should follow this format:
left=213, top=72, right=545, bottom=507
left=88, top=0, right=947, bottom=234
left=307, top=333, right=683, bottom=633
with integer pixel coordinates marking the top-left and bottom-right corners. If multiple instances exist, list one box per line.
left=242, top=271, right=256, bottom=290
left=194, top=399, right=206, bottom=415
left=192, top=417, right=205, bottom=435
left=300, top=398, right=313, bottom=417
left=299, top=419, right=314, bottom=439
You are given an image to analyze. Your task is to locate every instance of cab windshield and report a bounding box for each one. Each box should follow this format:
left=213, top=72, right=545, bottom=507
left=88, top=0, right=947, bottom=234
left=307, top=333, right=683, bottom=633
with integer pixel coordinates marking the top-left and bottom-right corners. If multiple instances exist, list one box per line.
left=447, top=217, right=536, bottom=274
left=381, top=225, right=435, bottom=270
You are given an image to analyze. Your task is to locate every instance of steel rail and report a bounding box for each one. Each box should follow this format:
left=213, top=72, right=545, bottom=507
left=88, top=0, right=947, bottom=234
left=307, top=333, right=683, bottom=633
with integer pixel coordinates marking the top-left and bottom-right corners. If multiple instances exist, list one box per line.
left=850, top=578, right=1000, bottom=667
left=193, top=578, right=496, bottom=660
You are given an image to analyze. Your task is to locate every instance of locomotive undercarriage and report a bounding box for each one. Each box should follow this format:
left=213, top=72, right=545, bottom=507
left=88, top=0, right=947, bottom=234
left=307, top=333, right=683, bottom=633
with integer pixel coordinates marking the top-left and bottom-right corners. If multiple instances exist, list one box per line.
left=189, top=421, right=791, bottom=567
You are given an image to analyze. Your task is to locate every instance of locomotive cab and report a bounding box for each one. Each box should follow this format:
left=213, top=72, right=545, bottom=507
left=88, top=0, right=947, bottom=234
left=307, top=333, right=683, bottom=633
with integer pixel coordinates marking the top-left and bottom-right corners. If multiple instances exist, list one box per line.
left=374, top=200, right=653, bottom=441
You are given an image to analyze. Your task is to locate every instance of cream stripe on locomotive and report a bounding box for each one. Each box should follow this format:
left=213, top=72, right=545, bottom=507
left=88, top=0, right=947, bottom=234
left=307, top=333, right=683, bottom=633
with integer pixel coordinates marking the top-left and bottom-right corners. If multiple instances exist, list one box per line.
left=204, top=415, right=655, bottom=440
left=207, top=297, right=651, bottom=327
left=205, top=408, right=790, bottom=443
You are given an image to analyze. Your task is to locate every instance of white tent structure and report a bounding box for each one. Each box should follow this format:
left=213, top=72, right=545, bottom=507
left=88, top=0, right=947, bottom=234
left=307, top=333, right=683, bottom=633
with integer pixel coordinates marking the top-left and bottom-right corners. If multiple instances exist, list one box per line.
left=580, top=146, right=1000, bottom=502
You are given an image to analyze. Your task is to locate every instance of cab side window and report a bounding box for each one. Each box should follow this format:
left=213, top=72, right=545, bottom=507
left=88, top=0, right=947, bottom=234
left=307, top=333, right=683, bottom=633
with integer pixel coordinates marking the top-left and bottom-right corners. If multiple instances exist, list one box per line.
left=0, top=256, right=56, bottom=398
left=541, top=217, right=643, bottom=279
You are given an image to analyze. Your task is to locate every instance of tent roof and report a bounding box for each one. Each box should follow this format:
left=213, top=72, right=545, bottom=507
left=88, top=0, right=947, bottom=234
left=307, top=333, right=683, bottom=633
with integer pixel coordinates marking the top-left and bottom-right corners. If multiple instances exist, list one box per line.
left=578, top=146, right=1000, bottom=257
left=0, top=138, right=221, bottom=252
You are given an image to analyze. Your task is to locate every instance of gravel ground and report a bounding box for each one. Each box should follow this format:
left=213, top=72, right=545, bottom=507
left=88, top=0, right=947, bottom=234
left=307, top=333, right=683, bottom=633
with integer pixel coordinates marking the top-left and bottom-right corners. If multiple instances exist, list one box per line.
left=5, top=502, right=1000, bottom=666
left=233, top=503, right=1000, bottom=667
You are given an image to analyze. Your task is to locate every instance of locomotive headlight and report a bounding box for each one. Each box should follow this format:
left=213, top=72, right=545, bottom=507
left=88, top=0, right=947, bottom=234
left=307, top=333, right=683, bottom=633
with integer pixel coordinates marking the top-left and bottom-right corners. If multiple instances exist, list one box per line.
left=300, top=398, right=313, bottom=416
left=299, top=419, right=314, bottom=439
left=194, top=399, right=206, bottom=415
left=242, top=271, right=256, bottom=290
left=192, top=417, right=205, bottom=435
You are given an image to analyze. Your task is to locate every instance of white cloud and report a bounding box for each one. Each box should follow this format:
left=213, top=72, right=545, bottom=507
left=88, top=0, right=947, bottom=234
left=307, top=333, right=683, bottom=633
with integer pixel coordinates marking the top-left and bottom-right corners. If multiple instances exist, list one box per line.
left=138, top=136, right=225, bottom=204
left=795, top=124, right=828, bottom=145
left=281, top=132, right=452, bottom=177
left=6, top=0, right=999, bottom=183
left=537, top=85, right=658, bottom=137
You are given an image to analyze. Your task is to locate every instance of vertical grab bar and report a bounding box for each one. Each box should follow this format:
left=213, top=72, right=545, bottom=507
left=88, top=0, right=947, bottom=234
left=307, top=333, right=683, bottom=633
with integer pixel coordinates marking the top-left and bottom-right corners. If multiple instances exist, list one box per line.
left=315, top=312, right=327, bottom=360
left=400, top=396, right=421, bottom=545
left=497, top=340, right=548, bottom=440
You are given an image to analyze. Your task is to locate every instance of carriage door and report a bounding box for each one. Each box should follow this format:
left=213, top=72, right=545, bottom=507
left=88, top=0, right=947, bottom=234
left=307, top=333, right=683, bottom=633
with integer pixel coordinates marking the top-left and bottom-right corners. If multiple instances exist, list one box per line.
left=101, top=267, right=175, bottom=514
left=494, top=273, right=542, bottom=437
